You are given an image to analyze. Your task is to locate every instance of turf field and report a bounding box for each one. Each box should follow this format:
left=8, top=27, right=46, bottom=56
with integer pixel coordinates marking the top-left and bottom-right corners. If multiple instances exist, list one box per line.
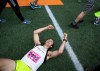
left=0, top=0, right=100, bottom=71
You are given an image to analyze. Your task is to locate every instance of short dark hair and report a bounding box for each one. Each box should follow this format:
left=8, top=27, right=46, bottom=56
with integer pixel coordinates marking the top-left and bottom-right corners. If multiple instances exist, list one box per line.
left=42, top=38, right=55, bottom=49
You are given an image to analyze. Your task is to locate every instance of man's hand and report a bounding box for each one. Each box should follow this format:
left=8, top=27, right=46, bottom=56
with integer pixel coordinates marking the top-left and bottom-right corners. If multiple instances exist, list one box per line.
left=64, top=33, right=67, bottom=40
left=47, top=25, right=54, bottom=30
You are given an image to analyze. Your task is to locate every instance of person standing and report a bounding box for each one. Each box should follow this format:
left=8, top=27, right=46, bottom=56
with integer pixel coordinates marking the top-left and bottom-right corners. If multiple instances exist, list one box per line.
left=0, top=25, right=68, bottom=71
left=0, top=0, right=31, bottom=24
left=70, top=0, right=96, bottom=29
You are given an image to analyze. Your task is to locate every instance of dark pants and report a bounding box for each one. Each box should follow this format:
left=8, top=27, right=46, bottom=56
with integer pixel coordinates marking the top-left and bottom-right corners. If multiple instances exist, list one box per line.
left=83, top=0, right=96, bottom=13
left=0, top=0, right=24, bottom=21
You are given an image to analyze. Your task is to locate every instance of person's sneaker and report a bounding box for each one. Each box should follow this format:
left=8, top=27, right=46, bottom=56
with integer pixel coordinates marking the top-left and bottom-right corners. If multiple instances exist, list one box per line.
left=30, top=2, right=41, bottom=9
left=78, top=20, right=84, bottom=23
left=22, top=19, right=31, bottom=24
left=69, top=22, right=79, bottom=29
left=0, top=18, right=6, bottom=23
left=94, top=17, right=100, bottom=25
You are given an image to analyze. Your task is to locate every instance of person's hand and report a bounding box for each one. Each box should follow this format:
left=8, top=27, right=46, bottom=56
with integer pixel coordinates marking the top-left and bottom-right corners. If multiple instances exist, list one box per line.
left=63, top=33, right=67, bottom=41
left=47, top=25, right=54, bottom=30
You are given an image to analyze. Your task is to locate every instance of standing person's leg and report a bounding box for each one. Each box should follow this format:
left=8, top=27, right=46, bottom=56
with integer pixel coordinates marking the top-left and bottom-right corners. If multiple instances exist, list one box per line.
left=0, top=0, right=7, bottom=14
left=8, top=0, right=31, bottom=24
left=70, top=0, right=96, bottom=29
left=74, top=11, right=86, bottom=23
left=33, top=0, right=38, bottom=5
left=30, top=0, right=41, bottom=9
left=8, top=0, right=24, bottom=21
left=0, top=0, right=7, bottom=23
left=0, top=58, right=15, bottom=71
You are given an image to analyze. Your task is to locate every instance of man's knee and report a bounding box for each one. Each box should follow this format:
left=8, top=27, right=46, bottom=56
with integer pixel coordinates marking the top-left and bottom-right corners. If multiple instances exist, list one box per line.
left=0, top=59, right=16, bottom=71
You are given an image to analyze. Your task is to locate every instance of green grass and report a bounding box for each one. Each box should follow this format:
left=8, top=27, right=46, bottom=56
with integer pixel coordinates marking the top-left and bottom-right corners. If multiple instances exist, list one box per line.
left=0, top=0, right=100, bottom=71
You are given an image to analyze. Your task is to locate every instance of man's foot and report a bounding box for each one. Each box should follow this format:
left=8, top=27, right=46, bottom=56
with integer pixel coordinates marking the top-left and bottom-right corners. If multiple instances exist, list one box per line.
left=94, top=17, right=100, bottom=25
left=22, top=19, right=31, bottom=24
left=0, top=18, right=6, bottom=23
left=30, top=2, right=41, bottom=9
left=69, top=22, right=79, bottom=29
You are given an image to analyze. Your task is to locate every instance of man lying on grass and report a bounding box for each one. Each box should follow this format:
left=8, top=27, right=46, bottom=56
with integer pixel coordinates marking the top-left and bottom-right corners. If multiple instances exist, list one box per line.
left=0, top=25, right=67, bottom=71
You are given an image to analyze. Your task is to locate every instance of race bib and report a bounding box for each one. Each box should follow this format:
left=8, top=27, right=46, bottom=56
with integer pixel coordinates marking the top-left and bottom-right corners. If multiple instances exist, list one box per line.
left=27, top=50, right=41, bottom=63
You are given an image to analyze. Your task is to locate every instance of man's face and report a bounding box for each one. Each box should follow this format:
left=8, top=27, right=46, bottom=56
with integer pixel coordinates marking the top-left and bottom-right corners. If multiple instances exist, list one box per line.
left=45, top=39, right=54, bottom=48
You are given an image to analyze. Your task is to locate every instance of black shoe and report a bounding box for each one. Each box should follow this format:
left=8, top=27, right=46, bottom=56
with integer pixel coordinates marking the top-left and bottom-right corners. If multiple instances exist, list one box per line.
left=78, top=20, right=84, bottom=23
left=69, top=23, right=79, bottom=29
left=0, top=18, right=6, bottom=23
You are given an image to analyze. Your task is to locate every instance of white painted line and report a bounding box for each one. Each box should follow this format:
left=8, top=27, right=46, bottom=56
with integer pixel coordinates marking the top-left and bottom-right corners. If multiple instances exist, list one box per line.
left=45, top=6, right=84, bottom=71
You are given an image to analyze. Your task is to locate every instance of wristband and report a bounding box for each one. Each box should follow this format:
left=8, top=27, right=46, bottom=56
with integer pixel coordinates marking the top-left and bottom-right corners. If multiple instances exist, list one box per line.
left=63, top=39, right=67, bottom=42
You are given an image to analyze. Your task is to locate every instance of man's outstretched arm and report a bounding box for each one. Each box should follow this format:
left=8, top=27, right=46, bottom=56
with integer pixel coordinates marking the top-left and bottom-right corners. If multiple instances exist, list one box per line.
left=33, top=25, right=54, bottom=45
left=46, top=33, right=67, bottom=60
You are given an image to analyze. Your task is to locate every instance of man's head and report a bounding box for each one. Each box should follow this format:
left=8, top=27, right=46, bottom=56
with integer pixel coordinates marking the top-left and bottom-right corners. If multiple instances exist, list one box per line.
left=44, top=39, right=54, bottom=49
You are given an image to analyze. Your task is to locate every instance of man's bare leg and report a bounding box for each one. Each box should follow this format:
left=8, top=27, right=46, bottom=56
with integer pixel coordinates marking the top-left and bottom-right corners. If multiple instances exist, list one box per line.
left=70, top=11, right=86, bottom=29
left=0, top=58, right=15, bottom=71
left=75, top=11, right=86, bottom=23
